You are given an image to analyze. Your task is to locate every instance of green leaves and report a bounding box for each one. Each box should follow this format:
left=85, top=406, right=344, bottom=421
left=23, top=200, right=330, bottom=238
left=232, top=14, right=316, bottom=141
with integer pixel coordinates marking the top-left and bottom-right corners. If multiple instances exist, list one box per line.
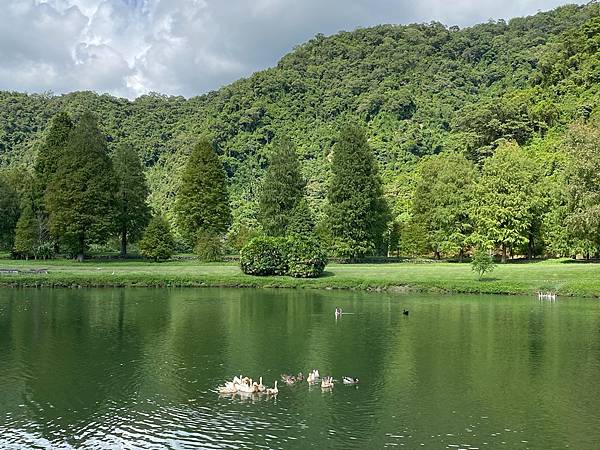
left=139, top=216, right=176, bottom=262
left=326, top=124, right=389, bottom=259
left=174, top=139, right=231, bottom=245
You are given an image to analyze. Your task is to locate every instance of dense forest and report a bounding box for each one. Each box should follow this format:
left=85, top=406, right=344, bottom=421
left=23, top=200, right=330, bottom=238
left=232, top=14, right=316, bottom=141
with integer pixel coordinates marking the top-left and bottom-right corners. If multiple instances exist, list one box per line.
left=0, top=2, right=599, bottom=260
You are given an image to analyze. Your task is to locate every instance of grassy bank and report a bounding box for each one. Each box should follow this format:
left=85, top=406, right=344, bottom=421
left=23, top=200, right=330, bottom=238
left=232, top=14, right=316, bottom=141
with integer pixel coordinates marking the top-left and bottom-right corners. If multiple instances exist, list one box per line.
left=0, top=258, right=599, bottom=297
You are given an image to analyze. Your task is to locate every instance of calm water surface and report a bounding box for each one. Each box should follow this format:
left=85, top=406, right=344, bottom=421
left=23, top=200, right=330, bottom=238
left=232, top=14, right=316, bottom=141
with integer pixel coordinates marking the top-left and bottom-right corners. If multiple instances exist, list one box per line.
left=1, top=288, right=600, bottom=449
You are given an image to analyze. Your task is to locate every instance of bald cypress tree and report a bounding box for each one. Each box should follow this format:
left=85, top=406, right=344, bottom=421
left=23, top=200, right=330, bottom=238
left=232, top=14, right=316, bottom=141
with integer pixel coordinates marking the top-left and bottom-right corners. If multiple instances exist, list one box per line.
left=174, top=139, right=231, bottom=245
left=258, top=137, right=306, bottom=236
left=45, top=111, right=117, bottom=261
left=326, top=124, right=389, bottom=260
left=113, top=142, right=150, bottom=257
left=35, top=112, right=73, bottom=197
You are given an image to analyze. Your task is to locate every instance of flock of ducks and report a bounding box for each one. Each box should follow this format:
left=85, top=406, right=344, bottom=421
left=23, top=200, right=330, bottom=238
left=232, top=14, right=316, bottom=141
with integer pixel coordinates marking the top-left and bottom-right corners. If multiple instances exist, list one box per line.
left=538, top=291, right=557, bottom=301
left=217, top=375, right=279, bottom=396
left=217, top=369, right=359, bottom=397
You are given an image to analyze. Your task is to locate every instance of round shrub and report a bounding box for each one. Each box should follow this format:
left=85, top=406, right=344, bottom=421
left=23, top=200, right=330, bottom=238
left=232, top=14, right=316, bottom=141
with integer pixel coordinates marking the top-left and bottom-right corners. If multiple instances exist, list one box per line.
left=286, top=237, right=327, bottom=278
left=240, top=236, right=288, bottom=276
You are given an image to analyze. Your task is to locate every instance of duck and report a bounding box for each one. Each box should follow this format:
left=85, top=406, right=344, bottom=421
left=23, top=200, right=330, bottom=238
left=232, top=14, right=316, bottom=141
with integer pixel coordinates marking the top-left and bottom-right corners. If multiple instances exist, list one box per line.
left=266, top=380, right=278, bottom=395
left=321, top=376, right=334, bottom=389
left=307, top=369, right=320, bottom=384
left=257, top=377, right=266, bottom=393
left=343, top=376, right=359, bottom=385
left=281, top=373, right=296, bottom=385
left=402, top=309, right=409, bottom=316
left=296, top=372, right=304, bottom=382
left=217, top=381, right=237, bottom=394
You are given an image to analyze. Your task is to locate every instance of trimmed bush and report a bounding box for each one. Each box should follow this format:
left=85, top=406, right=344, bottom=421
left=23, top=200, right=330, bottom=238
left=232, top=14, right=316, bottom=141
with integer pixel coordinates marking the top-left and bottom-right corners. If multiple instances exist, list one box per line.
left=240, top=236, right=288, bottom=275
left=286, top=237, right=327, bottom=278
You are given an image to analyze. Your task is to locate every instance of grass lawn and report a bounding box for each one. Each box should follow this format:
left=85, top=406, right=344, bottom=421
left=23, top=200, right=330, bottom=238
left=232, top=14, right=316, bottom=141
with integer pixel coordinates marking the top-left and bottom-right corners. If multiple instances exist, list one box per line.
left=0, top=257, right=599, bottom=297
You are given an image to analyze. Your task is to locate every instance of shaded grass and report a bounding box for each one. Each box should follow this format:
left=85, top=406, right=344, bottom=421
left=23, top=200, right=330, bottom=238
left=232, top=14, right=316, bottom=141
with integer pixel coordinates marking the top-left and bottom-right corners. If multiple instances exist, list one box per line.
left=0, top=258, right=599, bottom=297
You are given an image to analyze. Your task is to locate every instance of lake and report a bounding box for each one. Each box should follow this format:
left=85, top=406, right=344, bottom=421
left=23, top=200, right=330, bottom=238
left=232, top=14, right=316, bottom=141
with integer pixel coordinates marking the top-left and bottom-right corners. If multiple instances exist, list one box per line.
left=1, top=288, right=599, bottom=449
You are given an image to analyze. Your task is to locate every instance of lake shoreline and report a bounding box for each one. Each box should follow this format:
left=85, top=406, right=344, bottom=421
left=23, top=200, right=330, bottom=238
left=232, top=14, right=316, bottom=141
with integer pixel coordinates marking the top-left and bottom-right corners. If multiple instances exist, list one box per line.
left=0, top=259, right=599, bottom=298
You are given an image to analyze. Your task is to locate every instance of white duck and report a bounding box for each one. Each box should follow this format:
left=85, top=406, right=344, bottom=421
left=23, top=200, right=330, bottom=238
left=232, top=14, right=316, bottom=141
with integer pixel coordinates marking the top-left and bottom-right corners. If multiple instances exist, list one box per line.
left=266, top=380, right=278, bottom=395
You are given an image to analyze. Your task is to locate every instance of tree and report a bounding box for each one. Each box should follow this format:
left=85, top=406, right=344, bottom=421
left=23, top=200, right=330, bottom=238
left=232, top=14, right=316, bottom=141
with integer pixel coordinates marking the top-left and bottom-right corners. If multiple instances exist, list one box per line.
left=258, top=136, right=306, bottom=236
left=326, top=124, right=389, bottom=259
left=0, top=176, right=20, bottom=250
left=563, top=123, right=600, bottom=257
left=13, top=203, right=38, bottom=259
left=45, top=111, right=117, bottom=261
left=411, top=153, right=476, bottom=259
left=470, top=142, right=539, bottom=262
left=112, top=142, right=151, bottom=257
left=471, top=248, right=496, bottom=280
left=139, top=216, right=176, bottom=261
left=34, top=112, right=73, bottom=198
left=288, top=198, right=316, bottom=238
left=174, top=139, right=231, bottom=245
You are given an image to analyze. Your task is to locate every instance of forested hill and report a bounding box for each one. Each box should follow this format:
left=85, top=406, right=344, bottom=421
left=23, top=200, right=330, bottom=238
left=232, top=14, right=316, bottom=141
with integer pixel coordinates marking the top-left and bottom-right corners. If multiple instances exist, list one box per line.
left=1, top=2, right=599, bottom=230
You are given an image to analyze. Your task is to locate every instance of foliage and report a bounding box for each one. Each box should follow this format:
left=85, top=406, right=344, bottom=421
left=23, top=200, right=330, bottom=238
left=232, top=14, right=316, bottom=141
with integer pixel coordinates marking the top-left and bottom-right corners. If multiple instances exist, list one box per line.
left=470, top=142, right=540, bottom=262
left=411, top=153, right=476, bottom=258
left=288, top=198, right=316, bottom=238
left=45, top=111, right=117, bottom=260
left=286, top=237, right=327, bottom=278
left=194, top=230, right=223, bottom=262
left=174, top=139, right=231, bottom=244
left=471, top=249, right=496, bottom=280
left=326, top=124, right=389, bottom=259
left=239, top=236, right=288, bottom=276
left=113, top=142, right=151, bottom=256
left=563, top=122, right=600, bottom=256
left=138, top=216, right=176, bottom=261
left=0, top=175, right=20, bottom=250
left=258, top=136, right=306, bottom=236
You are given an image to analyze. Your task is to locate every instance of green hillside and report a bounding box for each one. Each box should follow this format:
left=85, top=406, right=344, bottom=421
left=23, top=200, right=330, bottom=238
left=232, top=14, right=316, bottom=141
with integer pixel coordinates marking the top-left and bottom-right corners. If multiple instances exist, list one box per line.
left=1, top=2, right=599, bottom=254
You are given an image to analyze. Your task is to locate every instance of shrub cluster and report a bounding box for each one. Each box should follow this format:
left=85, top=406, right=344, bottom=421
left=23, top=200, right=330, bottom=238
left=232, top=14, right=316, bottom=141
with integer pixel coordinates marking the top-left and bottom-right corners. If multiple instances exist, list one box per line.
left=240, top=236, right=327, bottom=278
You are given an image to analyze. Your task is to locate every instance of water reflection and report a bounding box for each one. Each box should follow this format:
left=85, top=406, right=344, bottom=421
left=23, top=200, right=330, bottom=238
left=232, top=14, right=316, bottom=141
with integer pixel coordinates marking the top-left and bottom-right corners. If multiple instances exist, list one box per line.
left=1, top=289, right=600, bottom=449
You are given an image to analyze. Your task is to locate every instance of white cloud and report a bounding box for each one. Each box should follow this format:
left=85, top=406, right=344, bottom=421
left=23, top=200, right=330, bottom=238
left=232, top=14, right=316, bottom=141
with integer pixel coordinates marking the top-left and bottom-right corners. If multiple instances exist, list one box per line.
left=0, top=0, right=587, bottom=98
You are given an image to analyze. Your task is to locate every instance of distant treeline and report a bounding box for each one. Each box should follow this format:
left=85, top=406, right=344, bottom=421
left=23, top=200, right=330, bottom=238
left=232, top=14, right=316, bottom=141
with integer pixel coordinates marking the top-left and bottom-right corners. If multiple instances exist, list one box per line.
left=0, top=3, right=599, bottom=260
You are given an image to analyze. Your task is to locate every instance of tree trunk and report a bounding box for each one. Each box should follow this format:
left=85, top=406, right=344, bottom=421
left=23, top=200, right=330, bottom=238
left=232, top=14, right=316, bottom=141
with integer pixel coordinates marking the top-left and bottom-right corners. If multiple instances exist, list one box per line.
left=501, top=243, right=507, bottom=263
left=120, top=227, right=127, bottom=258
left=434, top=250, right=441, bottom=260
left=458, top=248, right=464, bottom=262
left=76, top=233, right=85, bottom=262
left=528, top=234, right=534, bottom=260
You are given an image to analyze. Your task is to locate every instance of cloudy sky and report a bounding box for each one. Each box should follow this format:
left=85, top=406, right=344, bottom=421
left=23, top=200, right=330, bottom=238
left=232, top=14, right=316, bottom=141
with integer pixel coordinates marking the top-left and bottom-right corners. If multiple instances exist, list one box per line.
left=0, top=0, right=585, bottom=98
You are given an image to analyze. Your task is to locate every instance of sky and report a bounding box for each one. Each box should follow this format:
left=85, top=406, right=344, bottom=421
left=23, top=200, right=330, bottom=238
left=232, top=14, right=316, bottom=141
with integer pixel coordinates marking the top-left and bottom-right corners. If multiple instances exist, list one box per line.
left=0, top=0, right=586, bottom=99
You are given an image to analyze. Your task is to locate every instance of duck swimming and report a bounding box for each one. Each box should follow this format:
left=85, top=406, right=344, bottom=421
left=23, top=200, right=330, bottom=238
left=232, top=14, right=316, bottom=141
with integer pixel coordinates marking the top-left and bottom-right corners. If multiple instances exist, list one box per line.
left=266, top=380, right=278, bottom=395
left=321, top=376, right=334, bottom=389
left=343, top=377, right=359, bottom=385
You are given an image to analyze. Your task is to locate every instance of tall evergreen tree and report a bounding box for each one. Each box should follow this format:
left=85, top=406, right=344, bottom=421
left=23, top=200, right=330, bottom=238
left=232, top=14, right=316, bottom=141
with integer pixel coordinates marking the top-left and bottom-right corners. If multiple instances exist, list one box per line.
left=35, top=112, right=73, bottom=196
left=258, top=137, right=306, bottom=236
left=326, top=124, right=389, bottom=259
left=174, top=139, right=231, bottom=244
left=113, top=142, right=151, bottom=257
left=45, top=111, right=117, bottom=261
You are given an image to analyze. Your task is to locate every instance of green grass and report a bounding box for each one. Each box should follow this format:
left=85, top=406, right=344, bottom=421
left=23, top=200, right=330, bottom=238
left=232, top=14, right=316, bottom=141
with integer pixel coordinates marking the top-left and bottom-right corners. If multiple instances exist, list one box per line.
left=0, top=257, right=599, bottom=297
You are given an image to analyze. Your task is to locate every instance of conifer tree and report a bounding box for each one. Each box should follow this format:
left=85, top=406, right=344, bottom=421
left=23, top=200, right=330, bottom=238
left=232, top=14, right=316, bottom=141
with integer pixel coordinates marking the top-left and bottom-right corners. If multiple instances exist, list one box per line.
left=35, top=112, right=73, bottom=196
left=174, top=139, right=231, bottom=244
left=326, top=124, right=389, bottom=259
left=113, top=142, right=151, bottom=257
left=14, top=203, right=38, bottom=259
left=45, top=111, right=117, bottom=261
left=258, top=137, right=306, bottom=236
left=139, top=216, right=176, bottom=261
left=288, top=198, right=316, bottom=238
